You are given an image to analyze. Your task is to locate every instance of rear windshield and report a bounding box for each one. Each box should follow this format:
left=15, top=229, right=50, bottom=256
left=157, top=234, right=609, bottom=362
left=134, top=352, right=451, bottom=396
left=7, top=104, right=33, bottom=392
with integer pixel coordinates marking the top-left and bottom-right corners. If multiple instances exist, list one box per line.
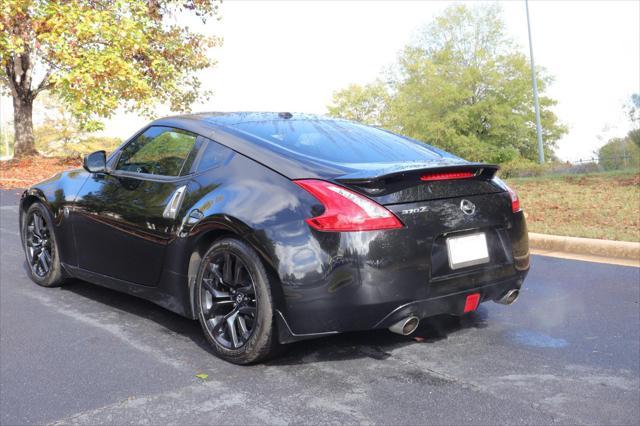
left=230, top=119, right=444, bottom=163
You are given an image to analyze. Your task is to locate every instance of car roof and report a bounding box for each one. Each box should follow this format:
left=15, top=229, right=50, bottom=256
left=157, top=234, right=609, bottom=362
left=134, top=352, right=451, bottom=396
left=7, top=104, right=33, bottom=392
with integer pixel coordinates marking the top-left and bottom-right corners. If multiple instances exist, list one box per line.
left=147, top=112, right=366, bottom=180
left=146, top=112, right=462, bottom=181
left=157, top=111, right=338, bottom=126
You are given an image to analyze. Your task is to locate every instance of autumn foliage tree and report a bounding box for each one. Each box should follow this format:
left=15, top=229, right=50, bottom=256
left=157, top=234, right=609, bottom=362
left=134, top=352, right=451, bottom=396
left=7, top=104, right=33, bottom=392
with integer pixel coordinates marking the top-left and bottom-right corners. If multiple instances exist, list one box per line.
left=0, top=0, right=221, bottom=157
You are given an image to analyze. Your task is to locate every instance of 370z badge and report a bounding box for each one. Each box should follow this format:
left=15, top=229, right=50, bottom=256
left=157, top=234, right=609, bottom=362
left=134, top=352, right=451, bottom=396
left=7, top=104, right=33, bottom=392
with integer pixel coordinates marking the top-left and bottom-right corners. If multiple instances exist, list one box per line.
left=401, top=206, right=428, bottom=215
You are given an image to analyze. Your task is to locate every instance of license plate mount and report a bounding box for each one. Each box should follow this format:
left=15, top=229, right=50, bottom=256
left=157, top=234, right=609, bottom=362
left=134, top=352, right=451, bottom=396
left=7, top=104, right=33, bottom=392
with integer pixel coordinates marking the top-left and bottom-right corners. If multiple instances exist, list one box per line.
left=446, top=232, right=490, bottom=270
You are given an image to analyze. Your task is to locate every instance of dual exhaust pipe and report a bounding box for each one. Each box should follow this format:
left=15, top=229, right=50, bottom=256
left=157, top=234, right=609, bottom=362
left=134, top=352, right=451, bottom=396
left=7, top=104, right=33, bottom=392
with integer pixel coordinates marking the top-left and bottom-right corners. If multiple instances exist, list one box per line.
left=388, top=289, right=520, bottom=336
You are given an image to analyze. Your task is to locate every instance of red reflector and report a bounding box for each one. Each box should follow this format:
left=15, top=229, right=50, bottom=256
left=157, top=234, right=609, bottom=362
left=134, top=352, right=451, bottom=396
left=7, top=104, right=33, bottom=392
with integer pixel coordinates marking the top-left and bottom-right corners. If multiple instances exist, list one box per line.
left=420, top=171, right=474, bottom=181
left=464, top=293, right=481, bottom=313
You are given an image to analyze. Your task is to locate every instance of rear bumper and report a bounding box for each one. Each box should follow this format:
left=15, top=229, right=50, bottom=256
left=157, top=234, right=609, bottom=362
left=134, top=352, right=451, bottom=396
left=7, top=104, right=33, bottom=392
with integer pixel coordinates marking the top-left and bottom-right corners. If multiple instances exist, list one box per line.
left=277, top=270, right=527, bottom=343
left=372, top=273, right=526, bottom=329
left=272, top=203, right=530, bottom=343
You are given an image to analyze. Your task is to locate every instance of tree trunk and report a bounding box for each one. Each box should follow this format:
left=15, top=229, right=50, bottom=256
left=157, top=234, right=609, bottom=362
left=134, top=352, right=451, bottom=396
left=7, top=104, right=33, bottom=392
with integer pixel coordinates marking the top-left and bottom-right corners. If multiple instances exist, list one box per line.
left=12, top=94, right=37, bottom=157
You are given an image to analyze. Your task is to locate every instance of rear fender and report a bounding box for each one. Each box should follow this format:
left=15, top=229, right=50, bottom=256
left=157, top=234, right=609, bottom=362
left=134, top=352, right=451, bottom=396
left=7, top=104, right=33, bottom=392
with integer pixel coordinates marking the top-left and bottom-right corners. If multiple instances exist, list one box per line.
left=178, top=212, right=289, bottom=322
left=174, top=154, right=354, bottom=330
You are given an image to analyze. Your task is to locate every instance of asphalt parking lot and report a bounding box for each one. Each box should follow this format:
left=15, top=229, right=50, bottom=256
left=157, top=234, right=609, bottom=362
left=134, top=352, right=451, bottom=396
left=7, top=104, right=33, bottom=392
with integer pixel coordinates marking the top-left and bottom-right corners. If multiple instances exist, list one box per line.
left=1, top=189, right=639, bottom=425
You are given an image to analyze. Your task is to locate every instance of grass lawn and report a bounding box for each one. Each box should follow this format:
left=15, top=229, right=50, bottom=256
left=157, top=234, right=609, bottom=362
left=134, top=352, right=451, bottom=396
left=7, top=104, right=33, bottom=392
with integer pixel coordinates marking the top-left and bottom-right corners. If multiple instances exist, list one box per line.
left=507, top=170, right=640, bottom=242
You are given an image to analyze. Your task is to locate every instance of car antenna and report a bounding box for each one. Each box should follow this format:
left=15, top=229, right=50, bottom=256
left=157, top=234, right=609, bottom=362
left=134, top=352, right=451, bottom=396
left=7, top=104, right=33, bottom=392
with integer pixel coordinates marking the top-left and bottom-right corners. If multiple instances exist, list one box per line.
left=278, top=112, right=293, bottom=119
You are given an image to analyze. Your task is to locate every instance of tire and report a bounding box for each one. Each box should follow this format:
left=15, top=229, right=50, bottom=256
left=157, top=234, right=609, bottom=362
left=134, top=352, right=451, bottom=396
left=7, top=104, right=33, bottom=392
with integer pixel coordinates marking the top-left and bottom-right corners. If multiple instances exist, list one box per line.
left=21, top=202, right=66, bottom=287
left=195, top=237, right=281, bottom=364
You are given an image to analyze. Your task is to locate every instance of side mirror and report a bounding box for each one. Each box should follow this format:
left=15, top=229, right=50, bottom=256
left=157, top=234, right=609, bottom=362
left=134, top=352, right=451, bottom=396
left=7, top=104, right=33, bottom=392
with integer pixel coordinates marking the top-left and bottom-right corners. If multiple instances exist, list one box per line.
left=83, top=150, right=107, bottom=174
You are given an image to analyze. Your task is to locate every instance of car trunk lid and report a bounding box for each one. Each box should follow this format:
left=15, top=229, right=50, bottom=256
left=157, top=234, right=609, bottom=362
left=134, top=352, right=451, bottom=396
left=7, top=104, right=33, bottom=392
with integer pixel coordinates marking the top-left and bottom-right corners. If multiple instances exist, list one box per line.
left=336, top=163, right=517, bottom=285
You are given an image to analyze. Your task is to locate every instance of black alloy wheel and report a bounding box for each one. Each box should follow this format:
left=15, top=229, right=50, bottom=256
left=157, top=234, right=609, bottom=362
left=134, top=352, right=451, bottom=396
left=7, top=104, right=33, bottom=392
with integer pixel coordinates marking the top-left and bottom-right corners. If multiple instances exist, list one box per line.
left=25, top=209, right=53, bottom=278
left=22, top=203, right=65, bottom=287
left=201, top=251, right=258, bottom=349
left=196, top=238, right=280, bottom=364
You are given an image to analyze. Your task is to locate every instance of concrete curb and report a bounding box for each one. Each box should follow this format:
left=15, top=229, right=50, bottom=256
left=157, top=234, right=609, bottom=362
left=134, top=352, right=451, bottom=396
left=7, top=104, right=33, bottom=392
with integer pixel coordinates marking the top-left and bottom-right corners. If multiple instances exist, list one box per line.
left=529, top=232, right=640, bottom=261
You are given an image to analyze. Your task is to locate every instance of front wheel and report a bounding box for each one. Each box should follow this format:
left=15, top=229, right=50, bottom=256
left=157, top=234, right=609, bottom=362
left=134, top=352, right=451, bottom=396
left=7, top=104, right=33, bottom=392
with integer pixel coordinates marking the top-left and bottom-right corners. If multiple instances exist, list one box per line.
left=21, top=202, right=65, bottom=287
left=195, top=238, right=280, bottom=364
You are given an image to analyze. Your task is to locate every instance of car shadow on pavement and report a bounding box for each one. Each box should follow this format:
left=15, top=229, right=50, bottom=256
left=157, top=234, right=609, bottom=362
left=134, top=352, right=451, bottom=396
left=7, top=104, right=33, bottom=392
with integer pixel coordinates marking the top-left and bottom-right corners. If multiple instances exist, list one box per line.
left=57, top=277, right=216, bottom=355
left=54, top=274, right=489, bottom=365
left=269, top=308, right=489, bottom=366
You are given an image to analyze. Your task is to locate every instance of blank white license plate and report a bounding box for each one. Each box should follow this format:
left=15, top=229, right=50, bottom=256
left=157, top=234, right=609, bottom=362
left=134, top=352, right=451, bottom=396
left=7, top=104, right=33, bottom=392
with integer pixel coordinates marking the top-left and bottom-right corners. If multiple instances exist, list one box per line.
left=446, top=233, right=490, bottom=270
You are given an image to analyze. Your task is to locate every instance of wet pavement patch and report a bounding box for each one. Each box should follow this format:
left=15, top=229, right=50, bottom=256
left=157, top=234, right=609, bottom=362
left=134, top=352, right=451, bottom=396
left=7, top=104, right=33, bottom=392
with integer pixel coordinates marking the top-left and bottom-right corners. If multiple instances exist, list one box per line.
left=510, top=330, right=569, bottom=348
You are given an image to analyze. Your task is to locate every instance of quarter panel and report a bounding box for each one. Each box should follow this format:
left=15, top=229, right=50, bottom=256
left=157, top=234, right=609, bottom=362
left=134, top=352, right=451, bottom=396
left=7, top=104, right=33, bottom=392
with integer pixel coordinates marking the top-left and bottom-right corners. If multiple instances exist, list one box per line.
left=173, top=153, right=362, bottom=329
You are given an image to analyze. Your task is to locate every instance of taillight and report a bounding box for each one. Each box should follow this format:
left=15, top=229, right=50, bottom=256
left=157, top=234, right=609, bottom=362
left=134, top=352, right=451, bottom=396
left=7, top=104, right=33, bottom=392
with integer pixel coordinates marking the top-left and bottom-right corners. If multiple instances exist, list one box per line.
left=294, top=179, right=404, bottom=232
left=493, top=177, right=521, bottom=213
left=508, top=186, right=521, bottom=213
left=420, top=171, right=474, bottom=181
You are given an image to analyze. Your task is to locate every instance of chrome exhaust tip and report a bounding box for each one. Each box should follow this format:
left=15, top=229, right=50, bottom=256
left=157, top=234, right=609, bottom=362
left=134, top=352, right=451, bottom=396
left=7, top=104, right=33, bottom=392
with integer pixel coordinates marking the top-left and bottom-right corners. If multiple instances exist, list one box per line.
left=496, top=289, right=520, bottom=305
left=389, top=316, right=420, bottom=335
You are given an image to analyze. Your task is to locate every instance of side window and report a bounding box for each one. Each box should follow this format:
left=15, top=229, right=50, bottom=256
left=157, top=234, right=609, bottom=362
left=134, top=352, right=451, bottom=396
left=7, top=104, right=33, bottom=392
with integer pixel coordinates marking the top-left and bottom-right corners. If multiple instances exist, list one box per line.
left=195, top=139, right=233, bottom=173
left=181, top=136, right=205, bottom=174
left=116, top=127, right=198, bottom=176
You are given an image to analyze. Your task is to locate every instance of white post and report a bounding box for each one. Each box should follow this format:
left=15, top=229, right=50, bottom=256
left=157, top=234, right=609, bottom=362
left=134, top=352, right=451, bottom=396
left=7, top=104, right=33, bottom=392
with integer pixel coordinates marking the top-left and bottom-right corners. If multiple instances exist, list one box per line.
left=526, top=0, right=545, bottom=164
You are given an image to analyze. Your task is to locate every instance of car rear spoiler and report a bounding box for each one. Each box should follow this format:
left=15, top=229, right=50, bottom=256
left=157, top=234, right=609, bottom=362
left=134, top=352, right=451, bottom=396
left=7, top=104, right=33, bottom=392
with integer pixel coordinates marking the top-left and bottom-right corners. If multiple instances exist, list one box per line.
left=335, top=163, right=500, bottom=196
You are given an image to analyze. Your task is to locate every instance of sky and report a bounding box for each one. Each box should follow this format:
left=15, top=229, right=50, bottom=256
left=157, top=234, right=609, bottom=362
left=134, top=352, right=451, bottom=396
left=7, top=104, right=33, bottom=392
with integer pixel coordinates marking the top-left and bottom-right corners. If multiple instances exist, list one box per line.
left=1, top=0, right=639, bottom=161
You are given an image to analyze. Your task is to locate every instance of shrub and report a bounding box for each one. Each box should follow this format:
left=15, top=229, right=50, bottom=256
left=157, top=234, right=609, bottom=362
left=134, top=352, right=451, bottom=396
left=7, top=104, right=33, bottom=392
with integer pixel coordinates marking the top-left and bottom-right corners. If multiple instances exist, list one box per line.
left=497, top=158, right=546, bottom=178
left=498, top=158, right=608, bottom=178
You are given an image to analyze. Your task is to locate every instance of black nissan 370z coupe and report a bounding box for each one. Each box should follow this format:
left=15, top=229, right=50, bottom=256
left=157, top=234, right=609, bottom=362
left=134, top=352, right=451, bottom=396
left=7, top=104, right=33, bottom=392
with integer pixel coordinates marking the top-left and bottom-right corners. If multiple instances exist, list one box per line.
left=20, top=112, right=529, bottom=364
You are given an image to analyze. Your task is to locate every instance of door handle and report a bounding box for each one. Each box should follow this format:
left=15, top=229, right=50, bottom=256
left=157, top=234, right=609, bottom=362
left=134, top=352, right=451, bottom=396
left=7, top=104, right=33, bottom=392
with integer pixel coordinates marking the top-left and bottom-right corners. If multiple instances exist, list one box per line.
left=163, top=185, right=187, bottom=219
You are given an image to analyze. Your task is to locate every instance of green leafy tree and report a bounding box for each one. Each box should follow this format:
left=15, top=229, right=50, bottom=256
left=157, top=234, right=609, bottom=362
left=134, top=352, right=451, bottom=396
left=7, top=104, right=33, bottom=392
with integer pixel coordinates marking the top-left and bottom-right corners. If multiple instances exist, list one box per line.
left=628, top=128, right=640, bottom=149
left=598, top=137, right=640, bottom=170
left=1, top=0, right=221, bottom=157
left=597, top=94, right=640, bottom=170
left=328, top=4, right=567, bottom=163
left=328, top=80, right=389, bottom=125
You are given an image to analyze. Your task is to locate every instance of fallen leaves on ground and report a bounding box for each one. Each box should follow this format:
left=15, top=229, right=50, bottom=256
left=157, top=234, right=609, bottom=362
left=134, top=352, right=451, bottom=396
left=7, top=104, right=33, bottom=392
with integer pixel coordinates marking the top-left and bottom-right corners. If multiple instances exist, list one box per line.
left=0, top=156, right=82, bottom=190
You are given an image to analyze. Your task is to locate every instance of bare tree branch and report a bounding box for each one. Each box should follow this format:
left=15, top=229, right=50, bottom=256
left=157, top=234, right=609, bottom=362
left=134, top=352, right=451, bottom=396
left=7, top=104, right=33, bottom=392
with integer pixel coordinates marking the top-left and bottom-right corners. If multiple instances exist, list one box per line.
left=34, top=69, right=54, bottom=95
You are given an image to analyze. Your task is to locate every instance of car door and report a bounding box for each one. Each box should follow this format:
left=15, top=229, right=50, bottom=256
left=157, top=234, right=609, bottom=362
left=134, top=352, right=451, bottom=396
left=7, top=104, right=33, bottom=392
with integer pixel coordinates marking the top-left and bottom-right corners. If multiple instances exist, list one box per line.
left=72, top=126, right=201, bottom=287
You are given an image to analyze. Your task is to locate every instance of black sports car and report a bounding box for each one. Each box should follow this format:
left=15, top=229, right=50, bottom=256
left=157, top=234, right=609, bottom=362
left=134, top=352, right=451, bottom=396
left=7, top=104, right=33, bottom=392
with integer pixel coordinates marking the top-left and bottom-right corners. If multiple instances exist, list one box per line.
left=20, top=112, right=529, bottom=364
